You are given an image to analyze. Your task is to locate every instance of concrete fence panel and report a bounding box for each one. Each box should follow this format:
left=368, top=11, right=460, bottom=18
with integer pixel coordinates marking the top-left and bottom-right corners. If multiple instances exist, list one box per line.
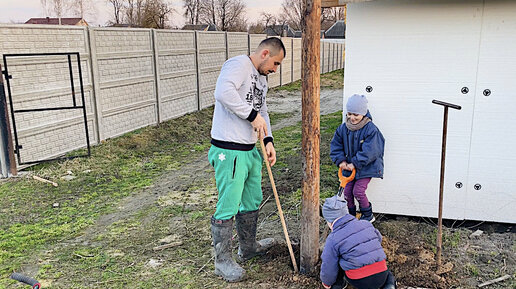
left=249, top=34, right=266, bottom=52
left=227, top=32, right=248, bottom=59
left=89, top=28, right=157, bottom=141
left=293, top=38, right=302, bottom=81
left=0, top=24, right=96, bottom=165
left=280, top=37, right=292, bottom=86
left=154, top=30, right=198, bottom=122
left=196, top=31, right=226, bottom=109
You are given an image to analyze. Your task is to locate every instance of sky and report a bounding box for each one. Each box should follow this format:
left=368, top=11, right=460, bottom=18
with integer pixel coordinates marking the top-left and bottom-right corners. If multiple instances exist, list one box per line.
left=0, top=0, right=283, bottom=27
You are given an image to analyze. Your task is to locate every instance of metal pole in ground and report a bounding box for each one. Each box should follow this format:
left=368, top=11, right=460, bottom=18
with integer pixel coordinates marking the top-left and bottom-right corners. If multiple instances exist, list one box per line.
left=0, top=64, right=17, bottom=177
left=432, top=99, right=461, bottom=267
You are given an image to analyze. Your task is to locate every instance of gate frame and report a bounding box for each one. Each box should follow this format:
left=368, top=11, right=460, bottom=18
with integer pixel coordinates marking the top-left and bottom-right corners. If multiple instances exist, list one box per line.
left=2, top=52, right=91, bottom=165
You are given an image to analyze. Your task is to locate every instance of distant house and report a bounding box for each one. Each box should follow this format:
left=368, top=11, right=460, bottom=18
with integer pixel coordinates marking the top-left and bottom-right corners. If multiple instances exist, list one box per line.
left=324, top=20, right=345, bottom=39
left=264, top=25, right=296, bottom=37
left=181, top=24, right=217, bottom=31
left=25, top=17, right=88, bottom=26
left=292, top=29, right=325, bottom=38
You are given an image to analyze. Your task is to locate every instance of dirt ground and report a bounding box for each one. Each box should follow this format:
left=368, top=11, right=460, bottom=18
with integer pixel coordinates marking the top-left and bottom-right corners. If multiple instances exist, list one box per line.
left=7, top=85, right=515, bottom=288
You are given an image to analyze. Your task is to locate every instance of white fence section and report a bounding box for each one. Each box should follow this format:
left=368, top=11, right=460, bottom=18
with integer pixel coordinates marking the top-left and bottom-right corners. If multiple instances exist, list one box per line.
left=90, top=28, right=157, bottom=140
left=0, top=25, right=97, bottom=167
left=0, top=24, right=344, bottom=175
left=154, top=30, right=198, bottom=122
left=196, top=31, right=226, bottom=109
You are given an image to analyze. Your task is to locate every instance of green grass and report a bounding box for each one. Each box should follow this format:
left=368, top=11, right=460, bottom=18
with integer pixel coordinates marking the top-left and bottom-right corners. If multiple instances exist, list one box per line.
left=1, top=70, right=345, bottom=288
left=0, top=108, right=213, bottom=284
left=270, top=69, right=344, bottom=93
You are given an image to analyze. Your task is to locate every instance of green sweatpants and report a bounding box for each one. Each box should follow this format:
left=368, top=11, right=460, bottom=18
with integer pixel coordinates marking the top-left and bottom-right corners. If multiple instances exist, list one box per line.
left=208, top=145, right=263, bottom=220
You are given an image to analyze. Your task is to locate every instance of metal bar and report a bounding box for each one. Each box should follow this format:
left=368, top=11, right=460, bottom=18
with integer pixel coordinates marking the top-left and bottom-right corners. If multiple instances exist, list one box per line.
left=68, top=54, right=77, bottom=107
left=77, top=53, right=91, bottom=157
left=2, top=55, right=22, bottom=165
left=432, top=100, right=462, bottom=110
left=4, top=52, right=81, bottom=57
left=15, top=106, right=85, bottom=113
left=436, top=106, right=448, bottom=267
left=19, top=154, right=88, bottom=166
left=432, top=99, right=460, bottom=268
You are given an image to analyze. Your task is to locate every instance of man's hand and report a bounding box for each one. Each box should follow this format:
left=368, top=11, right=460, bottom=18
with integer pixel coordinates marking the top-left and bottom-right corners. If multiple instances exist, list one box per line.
left=251, top=114, right=268, bottom=138
left=339, top=161, right=348, bottom=170
left=265, top=142, right=276, bottom=166
left=346, top=163, right=355, bottom=171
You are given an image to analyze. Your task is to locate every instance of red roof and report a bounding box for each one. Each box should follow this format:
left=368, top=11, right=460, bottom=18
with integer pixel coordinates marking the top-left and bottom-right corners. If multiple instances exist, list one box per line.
left=25, top=17, right=86, bottom=26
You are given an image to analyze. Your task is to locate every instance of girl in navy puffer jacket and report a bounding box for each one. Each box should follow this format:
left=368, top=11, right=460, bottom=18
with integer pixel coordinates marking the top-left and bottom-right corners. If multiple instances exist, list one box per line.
left=320, top=196, right=396, bottom=289
left=330, top=94, right=385, bottom=222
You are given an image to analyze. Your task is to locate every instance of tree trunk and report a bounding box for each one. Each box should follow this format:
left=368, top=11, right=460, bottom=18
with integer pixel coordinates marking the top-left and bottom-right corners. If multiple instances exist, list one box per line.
left=300, top=0, right=321, bottom=275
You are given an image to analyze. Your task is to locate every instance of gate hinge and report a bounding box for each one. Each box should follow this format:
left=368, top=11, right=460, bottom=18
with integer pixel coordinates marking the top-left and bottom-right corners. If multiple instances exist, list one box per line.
left=1, top=70, right=11, bottom=79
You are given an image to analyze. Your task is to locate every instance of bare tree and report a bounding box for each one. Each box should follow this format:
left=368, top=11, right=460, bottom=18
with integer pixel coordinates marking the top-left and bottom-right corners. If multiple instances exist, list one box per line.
left=198, top=0, right=247, bottom=31
left=125, top=0, right=145, bottom=27
left=281, top=0, right=345, bottom=32
left=199, top=0, right=216, bottom=27
left=107, top=0, right=125, bottom=24
left=280, top=0, right=303, bottom=30
left=41, top=0, right=67, bottom=24
left=123, top=0, right=174, bottom=28
left=145, top=0, right=174, bottom=29
left=69, top=0, right=97, bottom=22
left=321, top=6, right=346, bottom=30
left=183, top=0, right=202, bottom=25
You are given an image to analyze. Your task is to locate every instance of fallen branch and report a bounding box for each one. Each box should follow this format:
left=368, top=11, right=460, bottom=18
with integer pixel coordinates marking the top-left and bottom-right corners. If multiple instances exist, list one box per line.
left=33, top=175, right=58, bottom=187
left=259, top=195, right=272, bottom=210
left=478, top=275, right=511, bottom=288
left=197, top=255, right=215, bottom=273
left=152, top=241, right=183, bottom=251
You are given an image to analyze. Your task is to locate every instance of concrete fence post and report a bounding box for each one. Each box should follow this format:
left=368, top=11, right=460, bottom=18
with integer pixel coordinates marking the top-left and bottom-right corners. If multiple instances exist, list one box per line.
left=151, top=29, right=162, bottom=124
left=87, top=27, right=105, bottom=141
left=194, top=31, right=201, bottom=111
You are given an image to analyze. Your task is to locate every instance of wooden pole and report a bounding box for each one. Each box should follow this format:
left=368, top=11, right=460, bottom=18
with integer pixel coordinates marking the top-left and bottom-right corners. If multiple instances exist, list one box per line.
left=259, top=137, right=298, bottom=273
left=300, top=0, right=321, bottom=275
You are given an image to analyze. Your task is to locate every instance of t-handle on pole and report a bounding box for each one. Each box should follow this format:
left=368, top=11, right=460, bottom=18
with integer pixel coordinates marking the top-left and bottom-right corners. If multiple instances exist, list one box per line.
left=432, top=99, right=461, bottom=268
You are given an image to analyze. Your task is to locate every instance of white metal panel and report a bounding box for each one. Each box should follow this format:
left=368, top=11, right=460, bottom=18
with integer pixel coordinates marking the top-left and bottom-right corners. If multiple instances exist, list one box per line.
left=465, top=0, right=516, bottom=223
left=344, top=0, right=484, bottom=219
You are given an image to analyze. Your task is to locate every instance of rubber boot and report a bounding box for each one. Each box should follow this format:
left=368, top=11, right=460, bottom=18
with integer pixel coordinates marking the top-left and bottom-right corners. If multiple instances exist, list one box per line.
left=349, top=206, right=357, bottom=218
left=359, top=202, right=375, bottom=223
left=235, top=210, right=276, bottom=262
left=381, top=270, right=397, bottom=289
left=211, top=217, right=245, bottom=282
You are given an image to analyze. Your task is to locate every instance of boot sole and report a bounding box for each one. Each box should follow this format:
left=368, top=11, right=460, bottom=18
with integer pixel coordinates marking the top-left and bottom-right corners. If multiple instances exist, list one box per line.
left=215, top=268, right=245, bottom=282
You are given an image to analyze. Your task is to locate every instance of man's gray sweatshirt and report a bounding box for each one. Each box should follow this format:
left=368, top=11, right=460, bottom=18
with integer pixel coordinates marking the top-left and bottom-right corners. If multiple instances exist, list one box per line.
left=210, top=55, right=273, bottom=149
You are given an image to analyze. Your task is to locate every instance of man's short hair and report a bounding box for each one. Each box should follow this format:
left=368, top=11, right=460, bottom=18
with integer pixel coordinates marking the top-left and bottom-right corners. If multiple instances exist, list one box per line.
left=257, top=37, right=286, bottom=58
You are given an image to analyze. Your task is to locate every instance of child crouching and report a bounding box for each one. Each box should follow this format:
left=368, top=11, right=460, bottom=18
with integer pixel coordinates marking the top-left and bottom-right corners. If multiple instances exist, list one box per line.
left=320, top=195, right=396, bottom=289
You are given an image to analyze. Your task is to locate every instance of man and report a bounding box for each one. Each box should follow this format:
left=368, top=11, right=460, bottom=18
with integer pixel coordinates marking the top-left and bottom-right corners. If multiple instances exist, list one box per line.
left=208, top=37, right=286, bottom=282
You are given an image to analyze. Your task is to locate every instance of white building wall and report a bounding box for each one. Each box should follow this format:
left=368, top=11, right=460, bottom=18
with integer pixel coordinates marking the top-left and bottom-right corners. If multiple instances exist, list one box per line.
left=344, top=0, right=515, bottom=223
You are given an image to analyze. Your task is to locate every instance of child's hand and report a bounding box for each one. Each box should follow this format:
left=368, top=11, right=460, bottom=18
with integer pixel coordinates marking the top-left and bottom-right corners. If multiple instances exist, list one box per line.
left=346, top=163, right=355, bottom=171
left=321, top=282, right=331, bottom=289
left=339, top=161, right=348, bottom=169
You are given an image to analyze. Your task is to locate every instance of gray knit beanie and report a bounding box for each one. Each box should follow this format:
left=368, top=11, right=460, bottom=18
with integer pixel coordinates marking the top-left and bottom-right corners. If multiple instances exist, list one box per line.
left=322, top=195, right=349, bottom=223
left=346, top=94, right=368, bottom=115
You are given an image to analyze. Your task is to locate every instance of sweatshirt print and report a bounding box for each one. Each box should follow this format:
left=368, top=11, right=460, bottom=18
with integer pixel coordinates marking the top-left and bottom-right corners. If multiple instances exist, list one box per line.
left=211, top=55, right=272, bottom=145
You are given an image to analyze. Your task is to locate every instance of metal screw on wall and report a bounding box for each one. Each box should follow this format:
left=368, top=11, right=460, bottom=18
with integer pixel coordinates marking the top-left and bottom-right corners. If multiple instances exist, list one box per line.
left=432, top=99, right=461, bottom=269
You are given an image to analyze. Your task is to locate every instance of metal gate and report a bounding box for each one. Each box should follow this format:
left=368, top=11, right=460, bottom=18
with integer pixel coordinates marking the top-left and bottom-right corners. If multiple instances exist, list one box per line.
left=2, top=52, right=91, bottom=165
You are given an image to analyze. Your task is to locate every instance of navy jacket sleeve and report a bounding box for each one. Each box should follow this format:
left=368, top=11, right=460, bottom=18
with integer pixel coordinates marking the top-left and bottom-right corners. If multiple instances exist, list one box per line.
left=351, top=126, right=384, bottom=170
left=330, top=124, right=347, bottom=167
left=320, top=236, right=340, bottom=286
